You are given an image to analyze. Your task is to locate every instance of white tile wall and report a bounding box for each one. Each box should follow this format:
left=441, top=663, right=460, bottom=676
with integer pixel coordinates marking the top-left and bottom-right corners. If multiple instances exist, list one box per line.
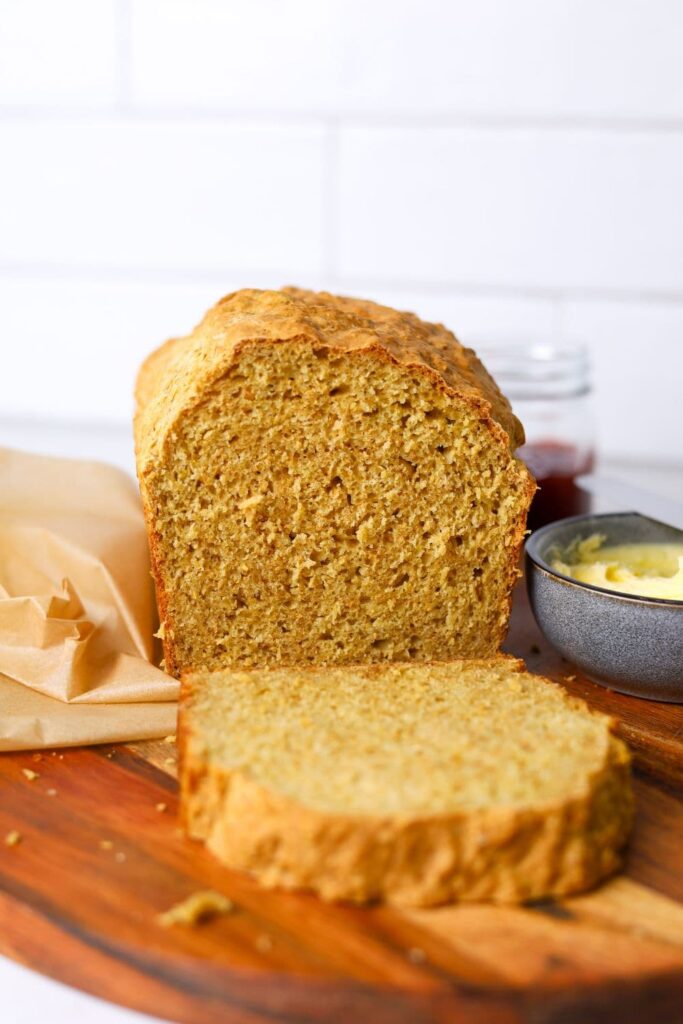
left=1, top=277, right=222, bottom=421
left=128, top=0, right=683, bottom=120
left=0, top=1, right=120, bottom=107
left=0, top=1, right=681, bottom=465
left=561, top=299, right=683, bottom=463
left=129, top=1, right=341, bottom=113
left=338, top=126, right=683, bottom=292
left=0, top=120, right=326, bottom=274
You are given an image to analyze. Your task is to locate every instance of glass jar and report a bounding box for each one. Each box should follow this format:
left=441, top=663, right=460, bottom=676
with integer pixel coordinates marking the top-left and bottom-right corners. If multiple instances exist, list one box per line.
left=477, top=344, right=595, bottom=531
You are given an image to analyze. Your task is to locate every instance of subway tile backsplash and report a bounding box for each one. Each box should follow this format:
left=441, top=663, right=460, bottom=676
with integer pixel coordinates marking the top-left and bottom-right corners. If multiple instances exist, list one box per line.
left=1, top=0, right=681, bottom=462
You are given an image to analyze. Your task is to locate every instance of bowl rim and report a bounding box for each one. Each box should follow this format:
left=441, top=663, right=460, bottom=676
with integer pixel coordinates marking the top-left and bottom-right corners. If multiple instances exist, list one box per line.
left=525, top=511, right=683, bottom=609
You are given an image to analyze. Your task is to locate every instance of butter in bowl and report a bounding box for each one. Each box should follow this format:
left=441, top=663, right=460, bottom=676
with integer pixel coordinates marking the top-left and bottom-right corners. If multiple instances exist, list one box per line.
left=526, top=512, right=683, bottom=701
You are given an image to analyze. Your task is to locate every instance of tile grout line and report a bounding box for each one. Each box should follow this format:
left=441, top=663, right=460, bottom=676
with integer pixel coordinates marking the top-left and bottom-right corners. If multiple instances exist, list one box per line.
left=3, top=262, right=683, bottom=308
left=1, top=106, right=683, bottom=135
left=1, top=103, right=683, bottom=137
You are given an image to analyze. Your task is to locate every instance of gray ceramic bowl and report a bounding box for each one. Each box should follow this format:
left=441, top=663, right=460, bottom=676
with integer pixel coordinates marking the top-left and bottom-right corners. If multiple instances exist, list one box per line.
left=525, top=512, right=683, bottom=701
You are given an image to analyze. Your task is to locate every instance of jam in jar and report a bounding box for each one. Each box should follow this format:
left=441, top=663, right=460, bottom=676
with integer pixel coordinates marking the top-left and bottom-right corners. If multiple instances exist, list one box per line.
left=477, top=344, right=595, bottom=531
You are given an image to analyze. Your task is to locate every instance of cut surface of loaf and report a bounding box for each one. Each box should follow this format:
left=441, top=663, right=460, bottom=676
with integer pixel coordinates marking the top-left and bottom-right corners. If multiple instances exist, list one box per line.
left=180, top=658, right=633, bottom=906
left=134, top=288, right=535, bottom=675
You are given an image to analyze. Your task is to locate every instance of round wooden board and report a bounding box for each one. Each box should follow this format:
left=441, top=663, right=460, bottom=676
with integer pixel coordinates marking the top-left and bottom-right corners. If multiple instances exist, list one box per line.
left=2, top=587, right=683, bottom=1024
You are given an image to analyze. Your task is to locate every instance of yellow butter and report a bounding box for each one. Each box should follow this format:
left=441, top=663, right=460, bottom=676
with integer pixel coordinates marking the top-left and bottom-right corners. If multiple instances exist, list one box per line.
left=551, top=534, right=683, bottom=601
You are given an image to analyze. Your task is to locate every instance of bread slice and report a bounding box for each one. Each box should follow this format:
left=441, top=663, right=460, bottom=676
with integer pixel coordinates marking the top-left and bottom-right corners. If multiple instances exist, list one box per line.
left=134, top=288, right=535, bottom=676
left=180, top=658, right=633, bottom=906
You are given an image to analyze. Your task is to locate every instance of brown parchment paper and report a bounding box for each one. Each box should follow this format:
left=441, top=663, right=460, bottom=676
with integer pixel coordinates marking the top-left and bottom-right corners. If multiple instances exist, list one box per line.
left=0, top=446, right=178, bottom=750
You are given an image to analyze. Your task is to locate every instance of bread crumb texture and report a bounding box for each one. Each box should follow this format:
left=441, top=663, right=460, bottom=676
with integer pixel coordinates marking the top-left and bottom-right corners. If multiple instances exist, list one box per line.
left=135, top=288, right=534, bottom=675
left=180, top=658, right=633, bottom=907
left=157, top=890, right=234, bottom=928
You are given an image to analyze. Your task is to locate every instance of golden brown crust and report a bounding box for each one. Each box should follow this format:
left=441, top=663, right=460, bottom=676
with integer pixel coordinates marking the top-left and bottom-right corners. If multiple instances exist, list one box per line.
left=134, top=287, right=526, bottom=475
left=178, top=665, right=633, bottom=907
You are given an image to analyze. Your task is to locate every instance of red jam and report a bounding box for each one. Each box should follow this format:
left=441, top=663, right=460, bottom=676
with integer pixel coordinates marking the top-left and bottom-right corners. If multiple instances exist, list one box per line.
left=520, top=440, right=594, bottom=532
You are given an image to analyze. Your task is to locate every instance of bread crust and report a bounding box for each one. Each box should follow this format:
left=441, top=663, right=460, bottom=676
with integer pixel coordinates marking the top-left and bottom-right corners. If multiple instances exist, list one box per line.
left=134, top=287, right=527, bottom=474
left=178, top=664, right=633, bottom=907
left=134, top=288, right=536, bottom=677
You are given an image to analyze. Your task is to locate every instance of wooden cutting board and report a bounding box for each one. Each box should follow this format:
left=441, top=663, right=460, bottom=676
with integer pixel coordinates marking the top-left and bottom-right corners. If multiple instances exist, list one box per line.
left=1, top=587, right=683, bottom=1024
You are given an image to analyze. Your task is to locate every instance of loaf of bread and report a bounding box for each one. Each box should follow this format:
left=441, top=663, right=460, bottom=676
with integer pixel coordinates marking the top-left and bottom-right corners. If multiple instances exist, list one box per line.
left=179, top=658, right=633, bottom=906
left=135, top=288, right=535, bottom=676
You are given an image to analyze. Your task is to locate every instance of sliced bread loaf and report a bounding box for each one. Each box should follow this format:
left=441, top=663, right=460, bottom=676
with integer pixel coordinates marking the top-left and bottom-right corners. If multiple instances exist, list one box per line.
left=134, top=288, right=534, bottom=676
left=180, top=658, right=633, bottom=906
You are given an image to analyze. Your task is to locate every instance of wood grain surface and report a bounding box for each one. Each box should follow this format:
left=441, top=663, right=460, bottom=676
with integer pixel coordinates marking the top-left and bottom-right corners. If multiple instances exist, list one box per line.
left=1, top=586, right=683, bottom=1024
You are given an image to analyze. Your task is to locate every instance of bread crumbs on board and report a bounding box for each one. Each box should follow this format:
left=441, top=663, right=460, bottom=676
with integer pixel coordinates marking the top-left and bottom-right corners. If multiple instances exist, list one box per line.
left=5, top=831, right=22, bottom=847
left=21, top=768, right=39, bottom=781
left=255, top=934, right=273, bottom=953
left=407, top=947, right=427, bottom=964
left=157, top=891, right=234, bottom=928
